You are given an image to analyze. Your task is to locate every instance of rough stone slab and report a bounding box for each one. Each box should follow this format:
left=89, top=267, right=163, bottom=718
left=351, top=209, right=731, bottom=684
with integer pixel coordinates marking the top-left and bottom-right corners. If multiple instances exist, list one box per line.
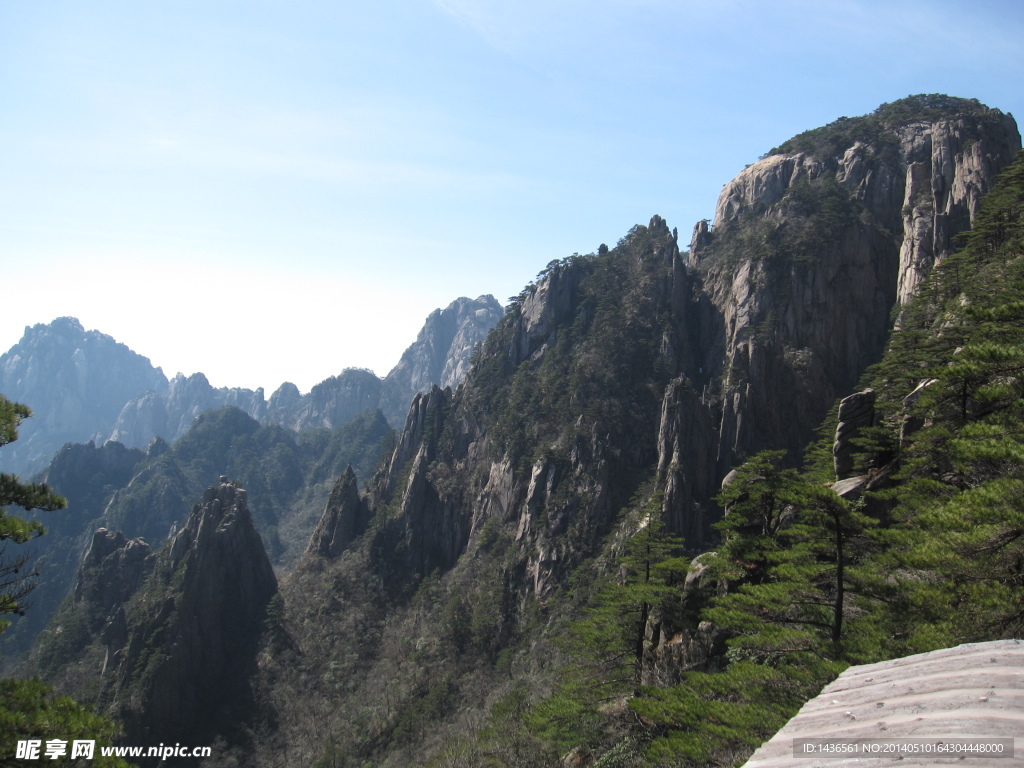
left=742, top=639, right=1024, bottom=768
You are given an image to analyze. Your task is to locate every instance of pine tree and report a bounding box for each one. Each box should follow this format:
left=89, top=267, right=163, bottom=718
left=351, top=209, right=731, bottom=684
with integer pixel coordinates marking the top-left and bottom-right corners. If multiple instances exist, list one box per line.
left=529, top=500, right=687, bottom=753
left=0, top=395, right=131, bottom=766
left=868, top=151, right=1024, bottom=650
left=0, top=395, right=67, bottom=626
left=626, top=452, right=879, bottom=766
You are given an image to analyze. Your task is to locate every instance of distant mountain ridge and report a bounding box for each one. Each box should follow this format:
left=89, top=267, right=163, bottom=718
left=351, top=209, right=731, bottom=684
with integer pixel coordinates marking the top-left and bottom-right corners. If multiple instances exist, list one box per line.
left=0, top=317, right=167, bottom=476
left=0, top=295, right=502, bottom=477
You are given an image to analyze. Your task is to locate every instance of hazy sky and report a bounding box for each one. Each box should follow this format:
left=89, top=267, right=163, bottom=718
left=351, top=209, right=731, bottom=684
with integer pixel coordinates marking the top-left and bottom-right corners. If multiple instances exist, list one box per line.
left=2, top=0, right=1022, bottom=393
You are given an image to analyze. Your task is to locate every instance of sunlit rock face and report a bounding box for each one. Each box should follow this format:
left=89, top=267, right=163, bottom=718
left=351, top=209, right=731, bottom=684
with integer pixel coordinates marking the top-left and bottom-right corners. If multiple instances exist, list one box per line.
left=693, top=99, right=1020, bottom=474
left=0, top=317, right=168, bottom=475
left=379, top=294, right=502, bottom=428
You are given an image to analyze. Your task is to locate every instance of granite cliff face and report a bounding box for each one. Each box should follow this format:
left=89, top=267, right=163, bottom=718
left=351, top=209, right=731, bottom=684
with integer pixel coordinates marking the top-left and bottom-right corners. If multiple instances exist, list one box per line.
left=361, top=218, right=689, bottom=598
left=107, top=480, right=277, bottom=744
left=271, top=368, right=383, bottom=432
left=306, top=465, right=369, bottom=558
left=708, top=106, right=1020, bottom=305
left=0, top=318, right=167, bottom=476
left=74, top=528, right=154, bottom=611
left=379, top=295, right=502, bottom=426
left=350, top=97, right=1021, bottom=600
left=33, top=481, right=276, bottom=749
left=691, top=96, right=1021, bottom=472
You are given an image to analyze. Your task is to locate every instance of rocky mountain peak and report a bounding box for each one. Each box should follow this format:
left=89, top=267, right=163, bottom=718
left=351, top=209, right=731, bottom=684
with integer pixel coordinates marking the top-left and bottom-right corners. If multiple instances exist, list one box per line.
left=268, top=380, right=301, bottom=409
left=691, top=96, right=1020, bottom=471
left=73, top=528, right=154, bottom=612
left=109, top=479, right=277, bottom=743
left=166, top=479, right=276, bottom=586
left=0, top=317, right=168, bottom=475
left=704, top=97, right=1021, bottom=305
left=379, top=295, right=502, bottom=426
left=277, top=368, right=383, bottom=432
left=306, top=465, right=368, bottom=558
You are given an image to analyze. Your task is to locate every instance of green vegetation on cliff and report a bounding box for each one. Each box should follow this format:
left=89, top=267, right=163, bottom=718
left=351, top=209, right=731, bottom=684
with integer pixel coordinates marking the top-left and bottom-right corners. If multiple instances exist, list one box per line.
left=854, top=150, right=1024, bottom=650
left=1, top=396, right=67, bottom=628
left=0, top=397, right=130, bottom=766
left=766, top=94, right=1000, bottom=161
left=532, top=149, right=1024, bottom=766
left=238, top=147, right=1024, bottom=768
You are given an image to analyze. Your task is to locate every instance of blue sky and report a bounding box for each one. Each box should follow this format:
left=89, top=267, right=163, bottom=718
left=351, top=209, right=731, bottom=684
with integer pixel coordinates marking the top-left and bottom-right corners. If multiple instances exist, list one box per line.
left=2, top=0, right=1022, bottom=393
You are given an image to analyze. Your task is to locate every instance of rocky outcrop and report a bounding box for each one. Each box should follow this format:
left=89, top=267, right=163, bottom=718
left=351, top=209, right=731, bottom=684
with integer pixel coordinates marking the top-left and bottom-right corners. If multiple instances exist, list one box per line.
left=265, top=380, right=302, bottom=421
left=70, top=529, right=155, bottom=679
left=692, top=97, right=1020, bottom=474
left=895, top=115, right=1020, bottom=303
left=0, top=317, right=167, bottom=475
left=74, top=529, right=154, bottom=622
left=380, top=295, right=502, bottom=427
left=108, top=391, right=168, bottom=448
left=110, top=372, right=268, bottom=448
left=657, top=377, right=715, bottom=547
left=99, top=453, right=193, bottom=547
left=508, top=263, right=586, bottom=367
left=275, top=368, right=383, bottom=432
left=507, top=419, right=613, bottom=598
left=833, top=389, right=876, bottom=480
left=378, top=386, right=452, bottom=498
left=113, top=480, right=278, bottom=744
left=368, top=387, right=471, bottom=580
left=306, top=466, right=368, bottom=558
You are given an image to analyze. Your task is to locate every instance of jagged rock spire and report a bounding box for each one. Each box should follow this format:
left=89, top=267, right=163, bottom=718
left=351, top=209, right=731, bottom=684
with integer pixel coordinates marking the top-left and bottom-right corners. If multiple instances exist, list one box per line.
left=307, top=466, right=368, bottom=558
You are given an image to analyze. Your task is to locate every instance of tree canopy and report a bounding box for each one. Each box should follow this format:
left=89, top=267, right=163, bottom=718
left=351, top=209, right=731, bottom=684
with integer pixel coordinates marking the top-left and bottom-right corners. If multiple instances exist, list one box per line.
left=0, top=394, right=131, bottom=766
left=0, top=395, right=67, bottom=625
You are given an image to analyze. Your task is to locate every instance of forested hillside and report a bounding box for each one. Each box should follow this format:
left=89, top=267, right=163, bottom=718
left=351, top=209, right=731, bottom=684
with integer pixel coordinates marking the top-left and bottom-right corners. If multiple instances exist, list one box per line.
left=585, top=147, right=1024, bottom=765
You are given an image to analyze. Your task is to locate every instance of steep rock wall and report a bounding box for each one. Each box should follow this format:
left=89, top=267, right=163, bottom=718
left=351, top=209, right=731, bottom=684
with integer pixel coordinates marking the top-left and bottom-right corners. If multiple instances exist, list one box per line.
left=379, top=295, right=502, bottom=427
left=111, top=480, right=277, bottom=745
left=352, top=99, right=1021, bottom=605
left=693, top=99, right=1020, bottom=471
left=0, top=318, right=167, bottom=475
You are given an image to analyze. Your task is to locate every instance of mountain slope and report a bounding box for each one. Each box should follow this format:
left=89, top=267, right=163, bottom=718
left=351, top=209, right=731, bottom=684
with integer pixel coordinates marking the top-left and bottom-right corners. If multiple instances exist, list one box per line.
left=379, top=294, right=503, bottom=427
left=0, top=318, right=167, bottom=477
left=22, top=97, right=1024, bottom=767
left=1, top=406, right=392, bottom=662
left=240, top=96, right=1019, bottom=766
left=56, top=481, right=277, bottom=751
